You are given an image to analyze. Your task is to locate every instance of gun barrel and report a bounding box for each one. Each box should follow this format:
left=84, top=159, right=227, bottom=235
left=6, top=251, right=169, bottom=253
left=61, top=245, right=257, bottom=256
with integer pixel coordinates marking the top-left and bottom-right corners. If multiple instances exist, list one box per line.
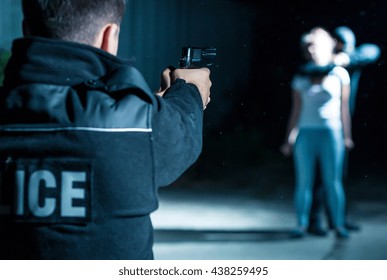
left=180, top=46, right=216, bottom=68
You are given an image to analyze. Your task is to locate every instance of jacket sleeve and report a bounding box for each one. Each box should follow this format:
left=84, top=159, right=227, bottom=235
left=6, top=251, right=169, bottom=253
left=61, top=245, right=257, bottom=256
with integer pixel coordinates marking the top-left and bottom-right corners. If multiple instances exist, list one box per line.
left=151, top=78, right=204, bottom=187
left=348, top=43, right=381, bottom=68
left=298, top=62, right=335, bottom=77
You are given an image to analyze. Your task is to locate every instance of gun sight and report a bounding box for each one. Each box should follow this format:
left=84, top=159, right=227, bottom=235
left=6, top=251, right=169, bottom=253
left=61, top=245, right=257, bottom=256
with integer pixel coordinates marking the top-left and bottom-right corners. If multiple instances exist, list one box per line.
left=179, top=46, right=216, bottom=68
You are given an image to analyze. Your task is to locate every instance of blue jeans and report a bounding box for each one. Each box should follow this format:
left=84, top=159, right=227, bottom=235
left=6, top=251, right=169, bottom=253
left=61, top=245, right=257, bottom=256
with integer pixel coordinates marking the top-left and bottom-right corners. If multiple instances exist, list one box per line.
left=293, top=128, right=346, bottom=228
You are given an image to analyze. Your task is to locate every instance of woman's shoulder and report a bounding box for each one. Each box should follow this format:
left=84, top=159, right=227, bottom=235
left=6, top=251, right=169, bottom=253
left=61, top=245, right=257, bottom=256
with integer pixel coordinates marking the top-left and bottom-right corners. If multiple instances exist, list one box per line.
left=330, top=66, right=350, bottom=85
left=331, top=65, right=349, bottom=75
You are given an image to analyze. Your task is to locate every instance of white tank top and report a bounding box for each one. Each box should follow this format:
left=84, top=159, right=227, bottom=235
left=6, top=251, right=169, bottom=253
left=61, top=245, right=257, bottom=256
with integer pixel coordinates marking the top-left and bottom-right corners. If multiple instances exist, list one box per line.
left=291, top=66, right=350, bottom=130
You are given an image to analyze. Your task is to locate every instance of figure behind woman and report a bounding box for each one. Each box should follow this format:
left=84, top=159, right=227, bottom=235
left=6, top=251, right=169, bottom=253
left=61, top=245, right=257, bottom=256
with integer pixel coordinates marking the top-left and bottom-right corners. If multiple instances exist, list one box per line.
left=281, top=27, right=353, bottom=238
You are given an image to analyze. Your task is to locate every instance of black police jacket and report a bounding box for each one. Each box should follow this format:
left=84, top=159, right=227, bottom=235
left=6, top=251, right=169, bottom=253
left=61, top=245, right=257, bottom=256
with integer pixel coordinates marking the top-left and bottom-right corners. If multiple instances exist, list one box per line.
left=0, top=37, right=203, bottom=259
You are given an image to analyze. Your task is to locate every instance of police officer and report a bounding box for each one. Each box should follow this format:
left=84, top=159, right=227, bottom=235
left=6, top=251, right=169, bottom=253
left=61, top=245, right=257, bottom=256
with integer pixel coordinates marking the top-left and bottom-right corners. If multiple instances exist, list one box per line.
left=0, top=0, right=211, bottom=259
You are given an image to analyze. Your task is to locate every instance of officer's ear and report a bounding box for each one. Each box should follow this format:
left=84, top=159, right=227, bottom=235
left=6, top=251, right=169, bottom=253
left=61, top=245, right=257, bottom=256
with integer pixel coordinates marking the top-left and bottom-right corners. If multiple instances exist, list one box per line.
left=94, top=23, right=120, bottom=55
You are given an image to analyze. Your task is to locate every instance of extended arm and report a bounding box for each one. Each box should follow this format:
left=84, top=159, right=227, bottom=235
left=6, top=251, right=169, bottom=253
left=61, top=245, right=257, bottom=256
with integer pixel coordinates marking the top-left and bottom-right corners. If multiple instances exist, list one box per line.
left=298, top=62, right=335, bottom=77
left=348, top=43, right=381, bottom=68
left=152, top=66, right=211, bottom=187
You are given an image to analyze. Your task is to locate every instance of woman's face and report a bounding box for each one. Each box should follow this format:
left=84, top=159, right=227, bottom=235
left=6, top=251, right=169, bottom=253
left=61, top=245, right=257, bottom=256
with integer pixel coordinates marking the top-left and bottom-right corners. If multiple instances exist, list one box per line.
left=307, top=30, right=335, bottom=66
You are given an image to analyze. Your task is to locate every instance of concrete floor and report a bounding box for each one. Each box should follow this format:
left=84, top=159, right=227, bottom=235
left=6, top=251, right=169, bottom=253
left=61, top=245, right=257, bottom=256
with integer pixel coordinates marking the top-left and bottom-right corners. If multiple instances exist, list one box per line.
left=151, top=184, right=387, bottom=260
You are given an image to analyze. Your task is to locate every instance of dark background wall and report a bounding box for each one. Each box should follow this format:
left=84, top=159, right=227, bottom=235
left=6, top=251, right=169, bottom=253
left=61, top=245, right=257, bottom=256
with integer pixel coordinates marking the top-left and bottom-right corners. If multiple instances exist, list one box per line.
left=1, top=0, right=386, bottom=189
left=117, top=0, right=387, bottom=187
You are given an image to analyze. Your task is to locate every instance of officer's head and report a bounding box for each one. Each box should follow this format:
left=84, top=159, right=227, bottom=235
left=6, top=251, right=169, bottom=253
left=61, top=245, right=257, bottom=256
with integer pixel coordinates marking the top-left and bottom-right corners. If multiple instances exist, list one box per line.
left=333, top=26, right=356, bottom=54
left=21, top=0, right=127, bottom=55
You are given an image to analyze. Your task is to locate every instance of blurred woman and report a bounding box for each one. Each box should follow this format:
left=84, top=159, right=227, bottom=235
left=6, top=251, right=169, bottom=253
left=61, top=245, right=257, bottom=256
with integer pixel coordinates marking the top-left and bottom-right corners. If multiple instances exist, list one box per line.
left=281, top=27, right=353, bottom=238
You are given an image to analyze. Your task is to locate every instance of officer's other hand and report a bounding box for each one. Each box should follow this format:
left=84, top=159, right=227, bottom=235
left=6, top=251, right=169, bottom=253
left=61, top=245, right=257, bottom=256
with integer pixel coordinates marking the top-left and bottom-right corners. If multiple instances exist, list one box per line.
left=333, top=52, right=350, bottom=67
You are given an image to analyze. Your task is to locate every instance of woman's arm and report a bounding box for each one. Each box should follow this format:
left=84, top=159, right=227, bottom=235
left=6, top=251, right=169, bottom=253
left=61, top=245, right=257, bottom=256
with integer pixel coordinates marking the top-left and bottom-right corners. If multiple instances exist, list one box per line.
left=280, top=90, right=301, bottom=156
left=341, top=84, right=354, bottom=149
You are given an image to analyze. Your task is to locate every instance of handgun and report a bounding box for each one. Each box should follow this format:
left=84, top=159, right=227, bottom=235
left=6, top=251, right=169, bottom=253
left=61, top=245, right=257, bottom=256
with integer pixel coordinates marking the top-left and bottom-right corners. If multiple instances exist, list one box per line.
left=179, top=46, right=216, bottom=69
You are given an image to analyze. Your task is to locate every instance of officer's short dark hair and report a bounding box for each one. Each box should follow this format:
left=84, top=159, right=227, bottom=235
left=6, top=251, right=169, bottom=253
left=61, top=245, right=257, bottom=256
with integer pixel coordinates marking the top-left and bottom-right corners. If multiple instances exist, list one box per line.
left=22, top=0, right=127, bottom=45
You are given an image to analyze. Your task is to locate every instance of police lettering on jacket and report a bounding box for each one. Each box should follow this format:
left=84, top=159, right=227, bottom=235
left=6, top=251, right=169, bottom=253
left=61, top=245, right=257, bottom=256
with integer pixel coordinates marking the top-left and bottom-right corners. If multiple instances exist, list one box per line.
left=0, top=159, right=91, bottom=224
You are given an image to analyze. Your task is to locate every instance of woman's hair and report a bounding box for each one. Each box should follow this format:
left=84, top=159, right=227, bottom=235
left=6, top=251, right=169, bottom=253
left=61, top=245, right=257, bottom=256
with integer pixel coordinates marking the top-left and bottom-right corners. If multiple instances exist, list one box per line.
left=22, top=0, right=127, bottom=45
